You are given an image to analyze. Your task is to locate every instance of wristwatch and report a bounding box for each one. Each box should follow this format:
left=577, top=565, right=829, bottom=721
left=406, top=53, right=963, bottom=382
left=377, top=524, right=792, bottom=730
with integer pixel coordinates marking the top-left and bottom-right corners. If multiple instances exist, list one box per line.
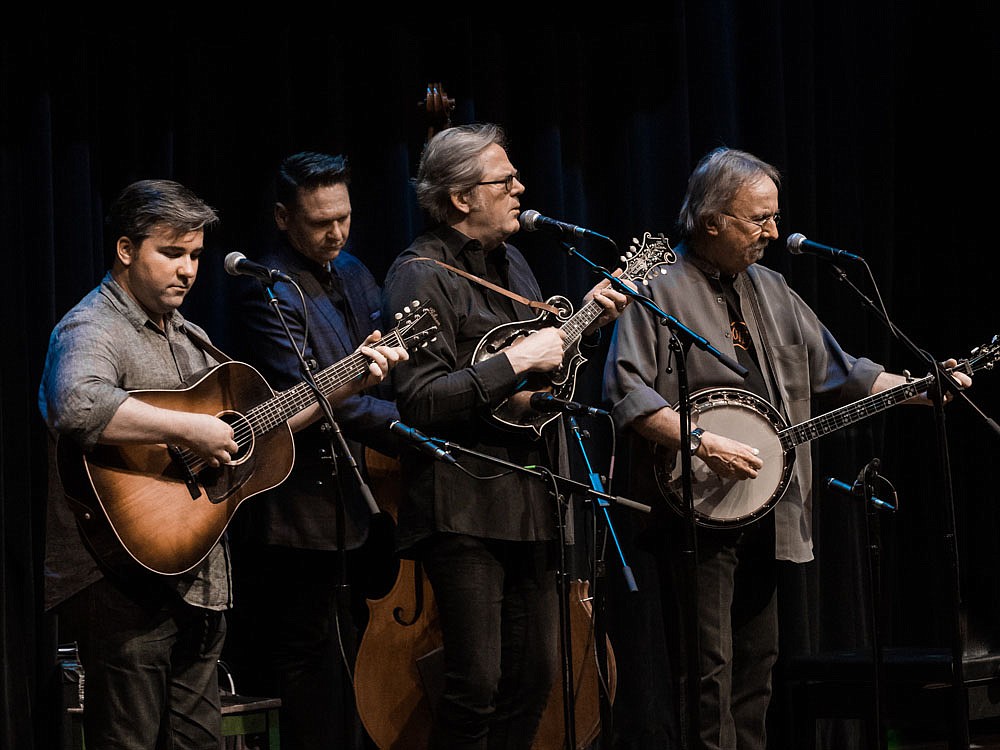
left=689, top=427, right=705, bottom=456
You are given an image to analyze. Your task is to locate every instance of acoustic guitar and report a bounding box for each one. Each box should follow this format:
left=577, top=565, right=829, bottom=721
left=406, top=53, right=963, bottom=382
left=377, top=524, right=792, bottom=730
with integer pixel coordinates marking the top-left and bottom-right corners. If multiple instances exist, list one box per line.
left=472, top=232, right=676, bottom=436
left=56, top=304, right=439, bottom=575
left=653, top=334, right=998, bottom=528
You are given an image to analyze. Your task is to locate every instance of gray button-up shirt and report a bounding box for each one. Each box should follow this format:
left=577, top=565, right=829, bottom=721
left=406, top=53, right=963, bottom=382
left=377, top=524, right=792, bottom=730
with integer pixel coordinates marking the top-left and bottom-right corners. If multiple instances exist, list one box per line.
left=39, top=273, right=232, bottom=609
left=603, top=245, right=883, bottom=561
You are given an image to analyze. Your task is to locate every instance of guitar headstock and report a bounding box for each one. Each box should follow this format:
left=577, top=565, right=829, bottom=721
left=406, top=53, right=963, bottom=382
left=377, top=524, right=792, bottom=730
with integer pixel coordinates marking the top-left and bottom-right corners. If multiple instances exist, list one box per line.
left=390, top=301, right=440, bottom=351
left=621, top=232, right=677, bottom=285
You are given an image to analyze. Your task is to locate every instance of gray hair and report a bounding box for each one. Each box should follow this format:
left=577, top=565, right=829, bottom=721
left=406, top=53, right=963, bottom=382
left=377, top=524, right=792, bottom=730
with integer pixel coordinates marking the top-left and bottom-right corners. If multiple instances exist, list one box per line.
left=107, top=179, right=219, bottom=245
left=415, top=123, right=508, bottom=224
left=676, top=148, right=780, bottom=241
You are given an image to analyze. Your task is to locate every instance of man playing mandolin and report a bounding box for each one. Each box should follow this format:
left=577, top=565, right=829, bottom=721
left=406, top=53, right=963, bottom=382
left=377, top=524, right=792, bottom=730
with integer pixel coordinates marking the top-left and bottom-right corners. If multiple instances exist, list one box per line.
left=381, top=123, right=629, bottom=748
left=602, top=148, right=972, bottom=750
left=38, top=179, right=403, bottom=750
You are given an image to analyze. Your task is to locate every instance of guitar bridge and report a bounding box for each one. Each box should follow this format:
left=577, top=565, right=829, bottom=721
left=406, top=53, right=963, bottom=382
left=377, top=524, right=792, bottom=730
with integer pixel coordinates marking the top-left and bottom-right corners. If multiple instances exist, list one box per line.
left=168, top=444, right=202, bottom=500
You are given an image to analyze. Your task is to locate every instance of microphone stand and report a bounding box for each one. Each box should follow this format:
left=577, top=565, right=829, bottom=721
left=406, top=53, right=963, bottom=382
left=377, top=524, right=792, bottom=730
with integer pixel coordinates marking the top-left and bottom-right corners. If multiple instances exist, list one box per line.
left=824, top=263, right=991, bottom=748
left=567, top=415, right=637, bottom=749
left=261, top=282, right=380, bottom=745
left=860, top=458, right=888, bottom=750
left=560, top=241, right=747, bottom=746
left=416, top=430, right=651, bottom=747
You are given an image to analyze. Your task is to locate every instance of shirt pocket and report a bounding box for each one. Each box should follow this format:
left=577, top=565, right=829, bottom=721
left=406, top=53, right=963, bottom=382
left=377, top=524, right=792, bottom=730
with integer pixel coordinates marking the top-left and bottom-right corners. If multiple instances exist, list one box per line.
left=769, top=343, right=811, bottom=403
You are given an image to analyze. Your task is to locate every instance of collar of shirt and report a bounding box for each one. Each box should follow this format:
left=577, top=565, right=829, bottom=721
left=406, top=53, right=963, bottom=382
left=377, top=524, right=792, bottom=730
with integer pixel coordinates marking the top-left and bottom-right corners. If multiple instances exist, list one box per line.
left=431, top=224, right=509, bottom=280
left=100, top=272, right=187, bottom=337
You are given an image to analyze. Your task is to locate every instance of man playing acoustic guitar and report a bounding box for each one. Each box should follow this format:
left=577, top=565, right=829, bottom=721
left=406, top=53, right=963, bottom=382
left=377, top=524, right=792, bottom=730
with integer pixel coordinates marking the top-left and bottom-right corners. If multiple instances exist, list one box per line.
left=38, top=179, right=404, bottom=750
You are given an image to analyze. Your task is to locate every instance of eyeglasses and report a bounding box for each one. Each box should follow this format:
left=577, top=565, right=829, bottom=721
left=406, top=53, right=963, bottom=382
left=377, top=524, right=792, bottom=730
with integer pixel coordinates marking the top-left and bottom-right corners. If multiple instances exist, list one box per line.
left=721, top=211, right=781, bottom=231
left=476, top=171, right=520, bottom=193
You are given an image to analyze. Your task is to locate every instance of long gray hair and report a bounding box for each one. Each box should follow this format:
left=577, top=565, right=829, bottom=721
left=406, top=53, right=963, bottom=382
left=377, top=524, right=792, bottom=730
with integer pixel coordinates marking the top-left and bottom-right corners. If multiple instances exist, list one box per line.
left=415, top=123, right=508, bottom=224
left=676, top=148, right=780, bottom=241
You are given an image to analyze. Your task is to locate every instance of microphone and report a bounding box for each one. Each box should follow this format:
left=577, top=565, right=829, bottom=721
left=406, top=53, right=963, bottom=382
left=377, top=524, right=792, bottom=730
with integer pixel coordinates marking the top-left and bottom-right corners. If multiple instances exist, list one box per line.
left=786, top=233, right=864, bottom=263
left=529, top=392, right=610, bottom=417
left=518, top=210, right=612, bottom=242
left=824, top=477, right=896, bottom=511
left=224, top=251, right=293, bottom=284
left=389, top=420, right=457, bottom=465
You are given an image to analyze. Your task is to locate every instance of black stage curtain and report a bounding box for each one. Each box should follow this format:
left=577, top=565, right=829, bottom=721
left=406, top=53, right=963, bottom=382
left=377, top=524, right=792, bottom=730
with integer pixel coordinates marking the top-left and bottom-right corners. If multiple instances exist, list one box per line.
left=3, top=7, right=998, bottom=749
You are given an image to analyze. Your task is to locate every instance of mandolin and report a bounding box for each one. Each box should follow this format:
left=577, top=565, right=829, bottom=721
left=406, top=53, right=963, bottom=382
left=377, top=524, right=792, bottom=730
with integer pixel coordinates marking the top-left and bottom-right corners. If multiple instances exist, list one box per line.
left=472, top=232, right=676, bottom=436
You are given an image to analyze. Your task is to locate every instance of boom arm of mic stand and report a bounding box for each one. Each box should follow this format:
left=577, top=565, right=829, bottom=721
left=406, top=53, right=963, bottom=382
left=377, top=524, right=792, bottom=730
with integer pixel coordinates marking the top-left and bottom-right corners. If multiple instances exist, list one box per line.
left=826, top=266, right=995, bottom=434
left=263, top=285, right=381, bottom=516
left=427, top=434, right=652, bottom=515
left=559, top=242, right=748, bottom=378
left=567, top=417, right=638, bottom=593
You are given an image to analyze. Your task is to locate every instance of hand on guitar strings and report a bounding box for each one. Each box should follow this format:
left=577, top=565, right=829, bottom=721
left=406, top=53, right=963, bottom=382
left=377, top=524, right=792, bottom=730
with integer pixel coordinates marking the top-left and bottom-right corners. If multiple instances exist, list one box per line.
left=696, top=430, right=764, bottom=480
left=356, top=330, right=409, bottom=390
left=178, top=412, right=239, bottom=468
left=584, top=278, right=635, bottom=334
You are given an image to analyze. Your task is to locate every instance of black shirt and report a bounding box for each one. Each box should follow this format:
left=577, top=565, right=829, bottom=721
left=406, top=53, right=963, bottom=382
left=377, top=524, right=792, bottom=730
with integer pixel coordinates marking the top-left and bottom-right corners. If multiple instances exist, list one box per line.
left=382, top=225, right=570, bottom=551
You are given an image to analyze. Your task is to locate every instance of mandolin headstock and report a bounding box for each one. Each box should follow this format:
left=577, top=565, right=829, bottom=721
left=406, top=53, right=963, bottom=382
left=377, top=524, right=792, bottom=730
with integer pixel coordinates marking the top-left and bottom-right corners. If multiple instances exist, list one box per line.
left=621, top=232, right=677, bottom=285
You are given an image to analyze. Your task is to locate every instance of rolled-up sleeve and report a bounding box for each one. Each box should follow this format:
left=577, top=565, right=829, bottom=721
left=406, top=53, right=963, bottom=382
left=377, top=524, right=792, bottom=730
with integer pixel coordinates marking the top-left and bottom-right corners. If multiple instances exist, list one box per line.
left=39, top=312, right=130, bottom=450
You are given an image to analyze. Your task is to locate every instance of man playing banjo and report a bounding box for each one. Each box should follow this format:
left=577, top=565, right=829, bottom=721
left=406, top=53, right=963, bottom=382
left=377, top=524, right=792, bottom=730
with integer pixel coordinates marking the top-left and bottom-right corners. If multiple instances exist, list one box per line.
left=602, top=147, right=972, bottom=750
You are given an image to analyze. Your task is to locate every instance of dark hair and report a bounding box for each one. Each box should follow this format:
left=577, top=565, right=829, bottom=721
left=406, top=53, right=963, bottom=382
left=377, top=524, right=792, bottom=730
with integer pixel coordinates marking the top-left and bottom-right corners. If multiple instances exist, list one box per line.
left=275, top=152, right=351, bottom=208
left=415, top=123, right=507, bottom=223
left=106, top=179, right=219, bottom=245
left=676, top=148, right=781, bottom=241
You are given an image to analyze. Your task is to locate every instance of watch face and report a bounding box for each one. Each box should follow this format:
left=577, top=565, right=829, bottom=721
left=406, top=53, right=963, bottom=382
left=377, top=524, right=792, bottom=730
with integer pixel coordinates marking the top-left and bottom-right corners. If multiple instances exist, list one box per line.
left=690, top=428, right=704, bottom=453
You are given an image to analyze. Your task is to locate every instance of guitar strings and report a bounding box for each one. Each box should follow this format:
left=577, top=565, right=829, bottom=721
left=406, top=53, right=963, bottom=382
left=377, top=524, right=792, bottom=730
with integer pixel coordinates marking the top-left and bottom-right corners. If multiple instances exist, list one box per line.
left=172, top=328, right=409, bottom=476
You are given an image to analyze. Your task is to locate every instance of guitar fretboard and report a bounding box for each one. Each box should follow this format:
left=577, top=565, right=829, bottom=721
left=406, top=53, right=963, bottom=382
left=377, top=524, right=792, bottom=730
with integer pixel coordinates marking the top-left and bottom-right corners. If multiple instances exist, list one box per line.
left=244, top=330, right=403, bottom=438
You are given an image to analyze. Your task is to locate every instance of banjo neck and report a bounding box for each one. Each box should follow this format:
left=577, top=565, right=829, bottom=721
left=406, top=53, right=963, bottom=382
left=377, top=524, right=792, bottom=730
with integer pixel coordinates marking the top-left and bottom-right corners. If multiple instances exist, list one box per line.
left=778, top=371, right=935, bottom=451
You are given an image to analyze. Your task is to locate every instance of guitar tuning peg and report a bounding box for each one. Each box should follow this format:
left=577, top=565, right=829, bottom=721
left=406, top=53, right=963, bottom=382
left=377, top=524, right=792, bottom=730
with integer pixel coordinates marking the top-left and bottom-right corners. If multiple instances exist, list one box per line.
left=411, top=300, right=421, bottom=308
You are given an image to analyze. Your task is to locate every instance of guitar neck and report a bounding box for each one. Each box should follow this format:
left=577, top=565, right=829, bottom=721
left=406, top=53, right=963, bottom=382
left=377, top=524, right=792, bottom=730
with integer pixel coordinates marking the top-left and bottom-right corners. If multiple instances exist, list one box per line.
left=247, top=331, right=401, bottom=434
left=779, top=372, right=934, bottom=450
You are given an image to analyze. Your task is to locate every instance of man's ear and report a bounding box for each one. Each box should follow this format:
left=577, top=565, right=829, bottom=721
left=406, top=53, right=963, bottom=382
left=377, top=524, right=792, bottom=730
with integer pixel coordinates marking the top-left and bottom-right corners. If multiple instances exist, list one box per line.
left=450, top=190, right=473, bottom=217
left=274, top=202, right=290, bottom=231
left=704, top=214, right=723, bottom=237
left=116, top=237, right=135, bottom=266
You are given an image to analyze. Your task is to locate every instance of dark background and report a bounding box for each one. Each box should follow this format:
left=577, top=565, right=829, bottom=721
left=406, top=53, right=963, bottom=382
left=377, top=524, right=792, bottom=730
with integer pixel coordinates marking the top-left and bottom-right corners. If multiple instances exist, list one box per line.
left=3, top=7, right=998, bottom=749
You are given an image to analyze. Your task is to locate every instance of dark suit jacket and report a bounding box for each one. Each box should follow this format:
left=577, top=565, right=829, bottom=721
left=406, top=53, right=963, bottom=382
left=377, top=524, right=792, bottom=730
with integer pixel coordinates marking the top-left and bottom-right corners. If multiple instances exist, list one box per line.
left=231, top=241, right=399, bottom=550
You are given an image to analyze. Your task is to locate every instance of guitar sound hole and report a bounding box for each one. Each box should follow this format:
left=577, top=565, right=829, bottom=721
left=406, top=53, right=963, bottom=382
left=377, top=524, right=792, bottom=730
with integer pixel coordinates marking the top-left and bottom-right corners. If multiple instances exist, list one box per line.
left=217, top=411, right=254, bottom=465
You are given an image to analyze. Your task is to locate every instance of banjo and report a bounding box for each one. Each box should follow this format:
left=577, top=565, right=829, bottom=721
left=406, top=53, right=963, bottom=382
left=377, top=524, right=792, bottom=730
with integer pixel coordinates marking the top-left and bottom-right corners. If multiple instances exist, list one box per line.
left=653, top=335, right=999, bottom=528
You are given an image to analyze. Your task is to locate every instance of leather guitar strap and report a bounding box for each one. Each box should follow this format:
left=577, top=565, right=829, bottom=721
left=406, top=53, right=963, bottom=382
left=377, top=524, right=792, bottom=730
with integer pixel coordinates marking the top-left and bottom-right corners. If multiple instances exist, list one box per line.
left=180, top=324, right=233, bottom=364
left=404, top=257, right=560, bottom=314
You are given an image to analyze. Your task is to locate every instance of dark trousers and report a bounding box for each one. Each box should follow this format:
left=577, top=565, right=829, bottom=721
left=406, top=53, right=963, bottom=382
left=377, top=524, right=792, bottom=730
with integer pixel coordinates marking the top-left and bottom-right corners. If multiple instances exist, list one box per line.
left=422, top=533, right=560, bottom=750
left=665, top=517, right=779, bottom=750
left=61, top=576, right=226, bottom=750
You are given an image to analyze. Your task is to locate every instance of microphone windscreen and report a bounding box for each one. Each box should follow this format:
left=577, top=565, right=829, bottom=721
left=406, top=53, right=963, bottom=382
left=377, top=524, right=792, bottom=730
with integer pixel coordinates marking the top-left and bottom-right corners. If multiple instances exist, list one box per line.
left=224, top=251, right=247, bottom=276
left=786, top=233, right=806, bottom=254
left=519, top=210, right=541, bottom=231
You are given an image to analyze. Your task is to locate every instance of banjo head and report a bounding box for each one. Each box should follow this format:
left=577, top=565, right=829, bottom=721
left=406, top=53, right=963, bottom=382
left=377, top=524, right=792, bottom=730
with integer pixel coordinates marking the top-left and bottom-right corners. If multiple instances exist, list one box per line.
left=654, top=388, right=794, bottom=528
